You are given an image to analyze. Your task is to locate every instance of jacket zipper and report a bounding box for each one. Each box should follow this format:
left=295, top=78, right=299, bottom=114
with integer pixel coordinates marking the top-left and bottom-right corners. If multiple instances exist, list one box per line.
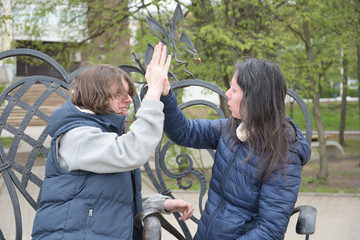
left=204, top=145, right=240, bottom=239
left=82, top=209, right=93, bottom=240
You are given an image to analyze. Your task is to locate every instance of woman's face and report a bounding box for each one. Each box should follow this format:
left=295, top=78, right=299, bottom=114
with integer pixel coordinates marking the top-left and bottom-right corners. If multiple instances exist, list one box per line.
left=108, top=79, right=133, bottom=115
left=225, top=73, right=243, bottom=119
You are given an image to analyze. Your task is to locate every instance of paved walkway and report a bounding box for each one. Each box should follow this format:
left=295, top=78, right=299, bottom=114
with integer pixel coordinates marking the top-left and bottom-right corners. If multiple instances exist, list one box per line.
left=1, top=128, right=359, bottom=239
left=1, top=166, right=359, bottom=240
left=142, top=179, right=360, bottom=240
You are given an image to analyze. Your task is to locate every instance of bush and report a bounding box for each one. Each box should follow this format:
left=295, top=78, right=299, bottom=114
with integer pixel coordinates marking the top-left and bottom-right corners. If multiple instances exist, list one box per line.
left=321, top=87, right=340, bottom=98
left=348, top=88, right=358, bottom=97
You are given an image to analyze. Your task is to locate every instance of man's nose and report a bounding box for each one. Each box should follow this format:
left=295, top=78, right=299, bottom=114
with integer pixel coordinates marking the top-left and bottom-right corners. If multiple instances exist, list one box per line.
left=126, top=95, right=133, bottom=103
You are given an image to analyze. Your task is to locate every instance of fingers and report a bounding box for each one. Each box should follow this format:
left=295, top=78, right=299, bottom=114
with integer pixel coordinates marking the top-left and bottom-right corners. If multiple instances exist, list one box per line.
left=152, top=42, right=161, bottom=65
left=163, top=199, right=194, bottom=221
left=147, top=42, right=169, bottom=72
left=151, top=42, right=166, bottom=65
left=144, top=42, right=171, bottom=100
left=164, top=54, right=171, bottom=73
left=162, top=76, right=171, bottom=96
left=178, top=203, right=194, bottom=221
left=159, top=44, right=167, bottom=66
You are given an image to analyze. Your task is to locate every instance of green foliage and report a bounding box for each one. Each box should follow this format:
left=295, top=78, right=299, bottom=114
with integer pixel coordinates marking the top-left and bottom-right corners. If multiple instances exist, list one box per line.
left=0, top=85, right=5, bottom=106
left=299, top=185, right=360, bottom=194
left=302, top=176, right=328, bottom=185
left=7, top=0, right=359, bottom=93
left=186, top=0, right=280, bottom=88
left=0, top=85, right=5, bottom=95
left=131, top=0, right=282, bottom=88
left=348, top=88, right=359, bottom=97
left=272, top=0, right=341, bottom=93
left=0, top=137, right=13, bottom=148
left=343, top=139, right=360, bottom=155
left=15, top=40, right=82, bottom=70
left=285, top=101, right=360, bottom=131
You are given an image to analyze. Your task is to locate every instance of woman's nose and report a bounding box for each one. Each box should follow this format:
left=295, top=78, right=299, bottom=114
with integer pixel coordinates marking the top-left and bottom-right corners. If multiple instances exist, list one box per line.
left=225, top=89, right=231, bottom=99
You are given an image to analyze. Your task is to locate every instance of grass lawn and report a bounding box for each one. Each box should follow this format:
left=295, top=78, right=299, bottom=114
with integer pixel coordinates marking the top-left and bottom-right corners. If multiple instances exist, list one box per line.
left=286, top=101, right=359, bottom=131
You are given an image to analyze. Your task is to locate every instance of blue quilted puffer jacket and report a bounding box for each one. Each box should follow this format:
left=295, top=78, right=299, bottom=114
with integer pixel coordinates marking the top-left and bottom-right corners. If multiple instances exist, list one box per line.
left=161, top=90, right=311, bottom=240
left=32, top=100, right=142, bottom=240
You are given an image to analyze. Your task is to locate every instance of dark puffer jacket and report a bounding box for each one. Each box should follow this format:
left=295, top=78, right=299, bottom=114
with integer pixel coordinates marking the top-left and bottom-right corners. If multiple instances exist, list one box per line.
left=161, top=90, right=311, bottom=240
left=31, top=100, right=142, bottom=240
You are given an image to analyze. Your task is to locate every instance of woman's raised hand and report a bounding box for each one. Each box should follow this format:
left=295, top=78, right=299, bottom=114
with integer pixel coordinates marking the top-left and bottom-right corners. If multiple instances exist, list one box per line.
left=145, top=42, right=172, bottom=99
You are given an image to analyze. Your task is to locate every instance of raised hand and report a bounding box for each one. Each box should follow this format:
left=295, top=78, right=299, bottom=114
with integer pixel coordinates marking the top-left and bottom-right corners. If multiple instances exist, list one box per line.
left=163, top=199, right=194, bottom=221
left=145, top=42, right=172, bottom=99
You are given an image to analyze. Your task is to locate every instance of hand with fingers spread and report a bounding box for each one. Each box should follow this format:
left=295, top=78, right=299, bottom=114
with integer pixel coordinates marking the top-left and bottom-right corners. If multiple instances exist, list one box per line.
left=145, top=42, right=172, bottom=100
left=163, top=199, right=194, bottom=221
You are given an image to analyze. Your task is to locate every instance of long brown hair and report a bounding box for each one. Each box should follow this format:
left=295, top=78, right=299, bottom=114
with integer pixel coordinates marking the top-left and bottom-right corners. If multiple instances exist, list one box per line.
left=71, top=65, right=136, bottom=115
left=233, top=58, right=289, bottom=182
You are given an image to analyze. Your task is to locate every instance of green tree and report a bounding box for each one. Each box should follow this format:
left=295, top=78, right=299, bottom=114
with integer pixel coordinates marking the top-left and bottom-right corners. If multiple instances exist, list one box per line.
left=333, top=0, right=360, bottom=146
left=177, top=0, right=280, bottom=116
left=350, top=0, right=360, bottom=129
left=267, top=0, right=349, bottom=179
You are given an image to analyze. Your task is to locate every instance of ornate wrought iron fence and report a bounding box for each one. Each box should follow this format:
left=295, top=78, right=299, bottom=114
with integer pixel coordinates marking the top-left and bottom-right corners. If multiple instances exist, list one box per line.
left=0, top=3, right=315, bottom=240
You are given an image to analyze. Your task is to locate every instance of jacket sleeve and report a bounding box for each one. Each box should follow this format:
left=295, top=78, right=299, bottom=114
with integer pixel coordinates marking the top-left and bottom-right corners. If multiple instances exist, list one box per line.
left=142, top=194, right=171, bottom=214
left=58, top=98, right=164, bottom=173
left=160, top=89, right=223, bottom=150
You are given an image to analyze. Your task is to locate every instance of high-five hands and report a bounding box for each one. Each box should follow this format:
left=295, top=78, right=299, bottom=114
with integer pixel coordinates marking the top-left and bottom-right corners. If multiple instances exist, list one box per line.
left=145, top=42, right=172, bottom=99
left=163, top=199, right=194, bottom=221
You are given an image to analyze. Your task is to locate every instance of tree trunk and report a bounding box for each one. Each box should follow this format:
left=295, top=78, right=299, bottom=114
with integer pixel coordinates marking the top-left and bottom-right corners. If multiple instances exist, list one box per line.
left=356, top=0, right=360, bottom=130
left=357, top=45, right=360, bottom=166
left=357, top=45, right=360, bottom=129
left=313, top=92, right=328, bottom=179
left=289, top=100, right=294, bottom=119
left=303, top=20, right=328, bottom=179
left=339, top=56, right=348, bottom=146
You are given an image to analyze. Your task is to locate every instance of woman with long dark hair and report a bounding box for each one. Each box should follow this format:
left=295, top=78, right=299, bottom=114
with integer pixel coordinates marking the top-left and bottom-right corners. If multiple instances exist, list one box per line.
left=148, top=49, right=311, bottom=239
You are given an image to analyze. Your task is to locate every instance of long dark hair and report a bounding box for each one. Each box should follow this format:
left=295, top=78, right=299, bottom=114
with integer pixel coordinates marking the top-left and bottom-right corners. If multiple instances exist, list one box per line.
left=233, top=58, right=289, bottom=182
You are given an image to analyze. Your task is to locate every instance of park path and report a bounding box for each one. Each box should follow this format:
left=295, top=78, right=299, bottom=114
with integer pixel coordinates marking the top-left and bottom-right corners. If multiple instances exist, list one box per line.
left=1, top=166, right=359, bottom=240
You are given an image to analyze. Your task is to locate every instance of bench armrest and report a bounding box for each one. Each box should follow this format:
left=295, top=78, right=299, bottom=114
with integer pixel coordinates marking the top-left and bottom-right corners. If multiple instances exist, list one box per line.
left=292, top=205, right=317, bottom=235
left=135, top=208, right=186, bottom=240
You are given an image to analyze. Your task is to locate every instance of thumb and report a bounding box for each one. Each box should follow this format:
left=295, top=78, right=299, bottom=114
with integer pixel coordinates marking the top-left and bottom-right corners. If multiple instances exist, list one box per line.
left=162, top=77, right=171, bottom=96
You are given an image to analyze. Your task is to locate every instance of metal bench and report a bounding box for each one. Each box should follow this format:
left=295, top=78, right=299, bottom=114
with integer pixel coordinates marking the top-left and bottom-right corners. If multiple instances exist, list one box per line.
left=0, top=47, right=316, bottom=240
left=0, top=4, right=316, bottom=240
left=311, top=140, right=345, bottom=160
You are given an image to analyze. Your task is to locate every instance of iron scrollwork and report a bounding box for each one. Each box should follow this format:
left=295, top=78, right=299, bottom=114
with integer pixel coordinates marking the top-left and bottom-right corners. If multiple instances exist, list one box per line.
left=145, top=3, right=201, bottom=78
left=117, top=3, right=227, bottom=237
left=0, top=49, right=73, bottom=240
